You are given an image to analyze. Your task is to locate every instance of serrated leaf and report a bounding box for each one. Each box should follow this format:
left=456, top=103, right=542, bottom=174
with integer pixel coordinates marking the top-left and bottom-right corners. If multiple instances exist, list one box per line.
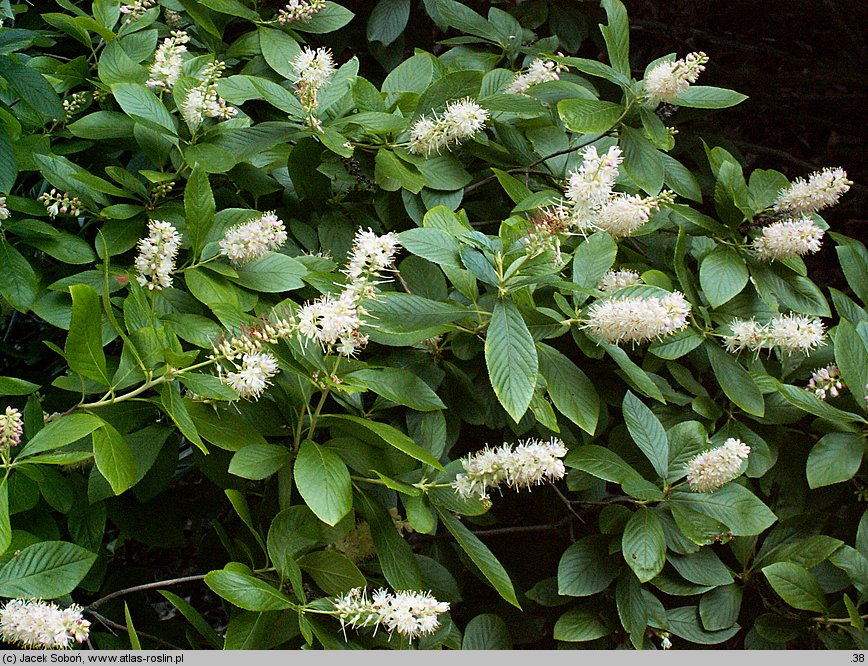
left=538, top=345, right=599, bottom=435
left=204, top=570, right=294, bottom=611
left=622, top=508, right=666, bottom=582
left=557, top=536, right=619, bottom=597
left=623, top=391, right=669, bottom=479
left=553, top=607, right=610, bottom=642
left=558, top=99, right=623, bottom=133
left=294, top=440, right=352, bottom=527
left=0, top=541, right=96, bottom=598
left=65, top=284, right=110, bottom=386
left=485, top=299, right=538, bottom=423
left=229, top=444, right=292, bottom=481
left=762, top=562, right=826, bottom=613
left=806, top=433, right=864, bottom=489
left=700, top=246, right=748, bottom=308
left=706, top=342, right=764, bottom=417
left=92, top=420, right=138, bottom=495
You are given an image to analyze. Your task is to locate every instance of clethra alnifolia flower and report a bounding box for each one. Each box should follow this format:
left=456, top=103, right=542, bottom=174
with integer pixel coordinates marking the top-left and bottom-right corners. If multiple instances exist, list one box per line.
left=134, top=220, right=181, bottom=291
left=806, top=365, right=844, bottom=400
left=584, top=292, right=691, bottom=345
left=774, top=167, right=851, bottom=216
left=408, top=98, right=488, bottom=156
left=276, top=0, right=326, bottom=24
left=685, top=438, right=751, bottom=492
left=599, top=269, right=642, bottom=293
left=147, top=31, right=189, bottom=91
left=0, top=599, right=90, bottom=649
left=219, top=212, right=288, bottom=265
left=0, top=406, right=23, bottom=450
left=643, top=52, right=709, bottom=106
left=333, top=588, right=449, bottom=641
left=724, top=314, right=826, bottom=356
left=752, top=218, right=824, bottom=262
left=505, top=59, right=562, bottom=94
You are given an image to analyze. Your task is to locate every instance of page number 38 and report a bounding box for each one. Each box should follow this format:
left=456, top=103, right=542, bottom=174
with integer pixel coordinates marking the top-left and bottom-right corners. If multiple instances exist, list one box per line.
left=853, top=655, right=864, bottom=662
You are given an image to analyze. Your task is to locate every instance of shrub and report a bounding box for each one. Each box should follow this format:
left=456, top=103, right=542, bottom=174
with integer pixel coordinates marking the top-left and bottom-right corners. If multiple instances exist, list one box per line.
left=0, top=0, right=864, bottom=650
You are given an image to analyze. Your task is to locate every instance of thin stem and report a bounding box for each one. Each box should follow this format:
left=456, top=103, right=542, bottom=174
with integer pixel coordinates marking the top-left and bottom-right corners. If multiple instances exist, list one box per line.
left=88, top=575, right=207, bottom=610
left=816, top=614, right=868, bottom=625
left=88, top=611, right=184, bottom=650
left=305, top=388, right=330, bottom=440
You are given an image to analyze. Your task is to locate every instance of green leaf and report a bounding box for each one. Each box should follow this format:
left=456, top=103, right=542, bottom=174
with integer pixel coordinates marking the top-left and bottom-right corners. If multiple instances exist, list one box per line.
left=462, top=614, right=512, bottom=650
left=492, top=168, right=532, bottom=204
left=706, top=342, right=764, bottom=417
left=538, top=345, right=599, bottom=435
left=648, top=328, right=704, bottom=360
left=806, top=433, right=864, bottom=489
left=668, top=549, right=733, bottom=586
left=571, top=231, right=617, bottom=304
left=438, top=511, right=520, bottom=609
left=563, top=445, right=645, bottom=486
left=485, top=299, right=538, bottom=423
left=17, top=413, right=102, bottom=458
left=65, top=284, right=110, bottom=386
left=557, top=536, right=619, bottom=597
left=68, top=111, right=136, bottom=139
left=292, top=1, right=354, bottom=33
left=0, top=55, right=63, bottom=122
left=835, top=319, right=868, bottom=407
left=185, top=164, right=216, bottom=256
left=158, top=591, right=222, bottom=649
left=673, top=86, right=748, bottom=109
left=616, top=573, right=647, bottom=649
left=364, top=293, right=473, bottom=332
left=92, top=420, right=138, bottom=495
left=599, top=0, right=630, bottom=77
left=367, top=0, right=410, bottom=46
left=297, top=551, right=366, bottom=595
left=0, top=237, right=39, bottom=313
left=159, top=384, right=207, bottom=453
left=762, top=562, right=826, bottom=613
left=204, top=570, right=295, bottom=611
left=375, top=149, right=425, bottom=193
left=398, top=228, right=463, bottom=268
left=602, top=342, right=665, bottom=403
left=435, top=0, right=501, bottom=43
left=0, top=376, right=40, bottom=397
left=623, top=391, right=669, bottom=479
left=622, top=508, right=666, bottom=582
left=294, top=440, right=352, bottom=527
left=699, top=585, right=742, bottom=631
left=0, top=541, right=96, bottom=598
left=700, top=246, right=748, bottom=308
left=620, top=125, right=664, bottom=195
left=357, top=492, right=422, bottom=590
left=230, top=254, right=307, bottom=293
left=229, top=444, right=292, bottom=481
left=124, top=602, right=141, bottom=650
left=198, top=0, right=260, bottom=20
left=318, top=415, right=444, bottom=470
left=111, top=83, right=177, bottom=134
left=666, top=606, right=740, bottom=645
left=557, top=99, right=624, bottom=134
left=671, top=484, right=777, bottom=536
left=348, top=367, right=445, bottom=411
left=187, top=402, right=268, bottom=451
left=267, top=507, right=320, bottom=575
left=553, top=607, right=610, bottom=642
left=661, top=153, right=702, bottom=202
left=775, top=382, right=865, bottom=425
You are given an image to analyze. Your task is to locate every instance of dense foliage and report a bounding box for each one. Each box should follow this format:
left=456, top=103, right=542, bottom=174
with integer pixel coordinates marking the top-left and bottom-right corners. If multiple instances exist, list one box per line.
left=0, top=0, right=865, bottom=650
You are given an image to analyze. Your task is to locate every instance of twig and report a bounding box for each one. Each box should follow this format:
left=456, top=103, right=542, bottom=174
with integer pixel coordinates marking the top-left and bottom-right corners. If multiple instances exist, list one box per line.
left=547, top=481, right=586, bottom=523
left=88, top=575, right=207, bottom=610
left=415, top=515, right=572, bottom=541
left=89, top=611, right=185, bottom=650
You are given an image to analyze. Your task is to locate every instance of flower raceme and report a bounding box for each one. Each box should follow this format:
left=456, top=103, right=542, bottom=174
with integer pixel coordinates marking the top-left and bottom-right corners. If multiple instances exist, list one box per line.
left=452, top=437, right=568, bottom=502
left=219, top=211, right=288, bottom=265
left=643, top=52, right=709, bottom=106
left=752, top=218, right=825, bottom=262
left=0, top=406, right=23, bottom=450
left=181, top=61, right=237, bottom=129
left=408, top=98, right=489, bottom=156
left=807, top=365, right=844, bottom=400
left=0, top=599, right=90, bottom=649
left=774, top=167, right=852, bottom=215
left=724, top=314, right=826, bottom=355
left=134, top=220, right=181, bottom=291
left=685, top=438, right=751, bottom=493
left=0, top=196, right=8, bottom=221
left=333, top=588, right=449, bottom=641
left=583, top=291, right=691, bottom=345
left=146, top=31, right=189, bottom=91
left=291, top=46, right=336, bottom=122
left=599, top=269, right=642, bottom=292
left=505, top=58, right=562, bottom=94
left=276, top=0, right=326, bottom=25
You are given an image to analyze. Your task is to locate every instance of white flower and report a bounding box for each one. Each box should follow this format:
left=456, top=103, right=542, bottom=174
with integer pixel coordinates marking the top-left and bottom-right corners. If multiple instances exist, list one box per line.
left=807, top=365, right=844, bottom=400
left=752, top=218, right=825, bottom=261
left=219, top=212, right=288, bottom=265
left=505, top=59, right=562, bottom=94
left=291, top=47, right=336, bottom=116
left=724, top=314, right=826, bottom=355
left=225, top=352, right=279, bottom=400
left=592, top=191, right=674, bottom=238
left=564, top=145, right=624, bottom=226
left=453, top=437, right=568, bottom=501
left=584, top=292, right=691, bottom=345
left=119, top=0, right=155, bottom=22
left=0, top=406, right=23, bottom=450
left=333, top=588, right=449, bottom=641
left=38, top=189, right=83, bottom=218
left=774, top=167, right=852, bottom=215
left=685, top=437, right=751, bottom=492
left=344, top=228, right=400, bottom=281
left=277, top=0, right=326, bottom=24
left=134, top=220, right=181, bottom=291
left=599, top=269, right=642, bottom=292
left=0, top=197, right=8, bottom=221
left=147, top=31, right=189, bottom=91
left=644, top=52, right=709, bottom=106
left=408, top=98, right=488, bottom=156
left=0, top=599, right=90, bottom=649
left=182, top=61, right=237, bottom=128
